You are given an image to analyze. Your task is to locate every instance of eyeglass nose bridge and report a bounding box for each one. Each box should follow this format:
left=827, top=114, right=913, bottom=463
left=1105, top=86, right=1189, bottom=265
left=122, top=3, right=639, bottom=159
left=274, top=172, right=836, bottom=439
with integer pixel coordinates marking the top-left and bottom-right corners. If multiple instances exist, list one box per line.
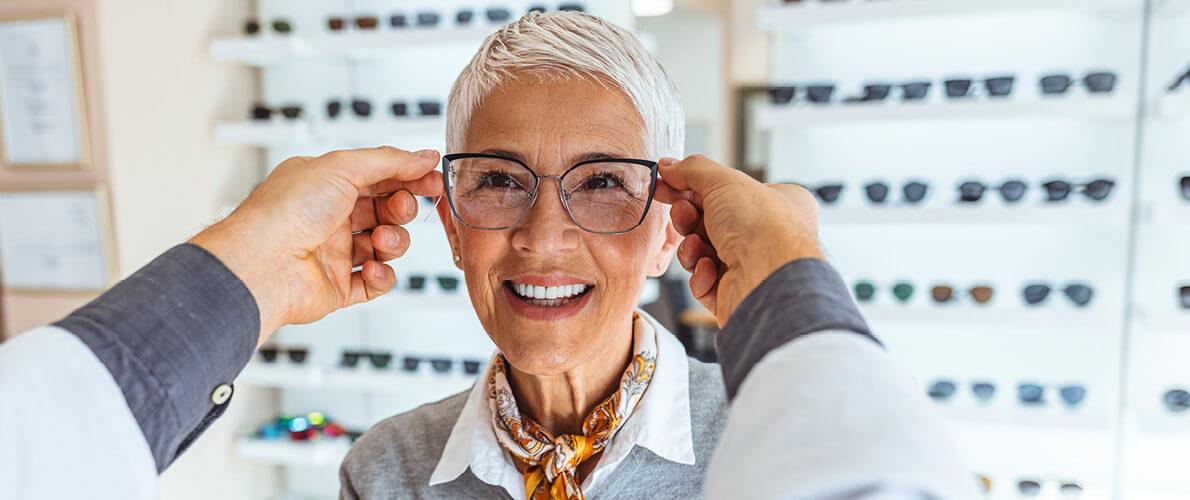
left=526, top=174, right=573, bottom=206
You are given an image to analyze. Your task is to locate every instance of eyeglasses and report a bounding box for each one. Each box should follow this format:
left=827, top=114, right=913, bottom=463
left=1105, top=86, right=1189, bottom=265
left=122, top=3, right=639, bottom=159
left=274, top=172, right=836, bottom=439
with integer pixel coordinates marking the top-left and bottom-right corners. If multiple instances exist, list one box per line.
left=251, top=104, right=303, bottom=121
left=842, top=83, right=892, bottom=104
left=1042, top=178, right=1115, bottom=202
left=389, top=14, right=407, bottom=28
left=418, top=100, right=442, bottom=116
left=1023, top=283, right=1094, bottom=307
left=442, top=153, right=660, bottom=234
left=803, top=182, right=843, bottom=204
left=244, top=18, right=293, bottom=35
left=341, top=350, right=393, bottom=369
left=768, top=85, right=835, bottom=105
left=864, top=181, right=929, bottom=204
left=927, top=380, right=957, bottom=401
left=402, top=273, right=463, bottom=293
left=957, top=179, right=1028, bottom=203
left=971, top=381, right=996, bottom=401
left=944, top=76, right=1015, bottom=99
left=258, top=346, right=309, bottom=364
left=1040, top=71, right=1117, bottom=95
left=355, top=16, right=379, bottom=30
left=930, top=284, right=995, bottom=305
left=1164, top=388, right=1190, bottom=412
left=1017, top=383, right=1087, bottom=407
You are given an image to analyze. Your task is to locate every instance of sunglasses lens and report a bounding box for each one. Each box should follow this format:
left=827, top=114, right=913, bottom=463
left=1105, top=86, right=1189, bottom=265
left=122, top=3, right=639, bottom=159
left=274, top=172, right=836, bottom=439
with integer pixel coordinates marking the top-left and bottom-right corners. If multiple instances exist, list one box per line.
left=931, top=285, right=954, bottom=303
left=999, top=180, right=1028, bottom=202
left=487, top=8, right=512, bottom=22
left=390, top=14, right=408, bottom=27
left=273, top=20, right=292, bottom=33
left=892, top=283, right=914, bottom=302
left=438, top=277, right=460, bottom=291
left=1041, top=74, right=1072, bottom=94
left=462, top=360, right=483, bottom=375
left=391, top=101, right=409, bottom=116
left=1023, top=284, right=1051, bottom=305
left=984, top=76, right=1014, bottom=97
left=402, top=356, right=421, bottom=372
left=1059, top=386, right=1087, bottom=406
left=865, top=182, right=890, bottom=203
left=806, top=85, right=834, bottom=103
left=1043, top=180, right=1072, bottom=202
left=1178, top=285, right=1189, bottom=309
left=280, top=106, right=302, bottom=119
left=355, top=16, right=378, bottom=29
left=769, top=86, right=796, bottom=104
left=944, top=79, right=972, bottom=97
left=559, top=4, right=585, bottom=12
left=431, top=359, right=453, bottom=373
left=1060, top=483, right=1083, bottom=495
left=341, top=352, right=360, bottom=367
left=418, top=101, right=442, bottom=116
left=854, top=282, right=876, bottom=302
left=417, top=12, right=441, bottom=26
left=927, top=380, right=956, bottom=401
left=1083, top=179, right=1115, bottom=201
left=1018, top=384, right=1045, bottom=405
left=252, top=105, right=272, bottom=120
left=1164, top=389, right=1190, bottom=412
left=903, top=182, right=929, bottom=203
left=1018, top=480, right=1042, bottom=496
left=370, top=353, right=393, bottom=369
left=326, top=101, right=341, bottom=118
left=1084, top=72, right=1117, bottom=93
left=352, top=100, right=372, bottom=117
left=528, top=6, right=548, bottom=14
left=457, top=10, right=476, bottom=24
left=1180, top=176, right=1190, bottom=201
left=244, top=20, right=261, bottom=35
left=970, top=286, right=994, bottom=304
left=901, top=82, right=930, bottom=100
left=972, top=382, right=996, bottom=401
left=863, top=84, right=892, bottom=101
left=815, top=184, right=844, bottom=203
left=328, top=18, right=345, bottom=30
left=409, top=275, right=426, bottom=290
left=288, top=349, right=308, bottom=363
left=1063, top=284, right=1094, bottom=307
left=259, top=347, right=278, bottom=362
left=978, top=475, right=993, bottom=494
left=958, top=181, right=986, bottom=202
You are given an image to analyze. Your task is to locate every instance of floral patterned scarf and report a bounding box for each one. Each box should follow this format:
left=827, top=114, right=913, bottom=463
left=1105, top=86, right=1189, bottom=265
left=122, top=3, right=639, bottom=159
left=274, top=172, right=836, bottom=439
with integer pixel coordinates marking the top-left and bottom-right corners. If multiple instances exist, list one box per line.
left=487, top=313, right=658, bottom=500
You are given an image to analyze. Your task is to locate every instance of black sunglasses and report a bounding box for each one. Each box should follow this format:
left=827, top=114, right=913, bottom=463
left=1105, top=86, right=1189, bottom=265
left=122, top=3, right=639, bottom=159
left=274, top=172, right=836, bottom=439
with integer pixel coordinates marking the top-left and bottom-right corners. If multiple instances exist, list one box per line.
left=958, top=180, right=1028, bottom=203
left=1042, top=179, right=1115, bottom=202
left=1165, top=388, right=1190, bottom=412
left=1180, top=285, right=1189, bottom=309
left=486, top=8, right=513, bottom=23
left=341, top=351, right=394, bottom=369
left=1169, top=66, right=1190, bottom=92
left=1040, top=71, right=1117, bottom=95
left=944, top=75, right=1015, bottom=99
left=416, top=12, right=441, bottom=27
left=1180, top=175, right=1189, bottom=201
left=258, top=346, right=309, bottom=364
left=769, top=85, right=835, bottom=105
left=1023, top=283, right=1094, bottom=307
left=442, top=153, right=660, bottom=234
left=864, top=181, right=929, bottom=204
left=251, top=104, right=303, bottom=121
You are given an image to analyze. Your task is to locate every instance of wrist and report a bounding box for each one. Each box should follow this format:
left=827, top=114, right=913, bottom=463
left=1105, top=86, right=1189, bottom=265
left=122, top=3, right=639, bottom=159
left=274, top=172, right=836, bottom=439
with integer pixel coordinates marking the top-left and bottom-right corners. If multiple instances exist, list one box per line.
left=189, top=216, right=288, bottom=344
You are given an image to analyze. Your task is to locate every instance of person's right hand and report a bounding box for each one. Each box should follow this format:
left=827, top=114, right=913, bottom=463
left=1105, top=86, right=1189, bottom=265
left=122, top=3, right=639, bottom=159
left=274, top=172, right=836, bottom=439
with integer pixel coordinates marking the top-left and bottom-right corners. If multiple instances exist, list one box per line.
left=655, top=155, right=825, bottom=327
left=189, top=146, right=443, bottom=345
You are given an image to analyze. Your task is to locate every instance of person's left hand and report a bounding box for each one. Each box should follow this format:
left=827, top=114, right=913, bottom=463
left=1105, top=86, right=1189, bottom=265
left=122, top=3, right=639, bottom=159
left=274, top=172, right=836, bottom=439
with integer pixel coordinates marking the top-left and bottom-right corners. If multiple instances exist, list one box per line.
left=189, top=146, right=443, bottom=345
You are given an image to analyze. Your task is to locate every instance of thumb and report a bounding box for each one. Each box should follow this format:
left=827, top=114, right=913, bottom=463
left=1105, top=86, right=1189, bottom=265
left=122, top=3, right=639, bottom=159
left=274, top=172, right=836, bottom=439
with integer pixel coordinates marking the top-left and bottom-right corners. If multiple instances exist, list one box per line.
left=658, top=155, right=747, bottom=195
left=319, top=146, right=440, bottom=189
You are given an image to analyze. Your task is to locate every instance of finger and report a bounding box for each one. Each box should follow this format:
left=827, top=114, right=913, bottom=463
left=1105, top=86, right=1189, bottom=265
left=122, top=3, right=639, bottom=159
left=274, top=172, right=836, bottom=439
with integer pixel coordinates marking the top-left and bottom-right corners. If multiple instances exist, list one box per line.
left=678, top=233, right=718, bottom=270
left=379, top=190, right=418, bottom=226
left=670, top=199, right=701, bottom=236
left=658, top=154, right=748, bottom=195
left=348, top=260, right=396, bottom=306
left=654, top=178, right=704, bottom=210
left=690, top=257, right=719, bottom=299
left=319, top=146, right=440, bottom=189
left=351, top=232, right=377, bottom=267
left=371, top=225, right=411, bottom=261
left=371, top=169, right=445, bottom=198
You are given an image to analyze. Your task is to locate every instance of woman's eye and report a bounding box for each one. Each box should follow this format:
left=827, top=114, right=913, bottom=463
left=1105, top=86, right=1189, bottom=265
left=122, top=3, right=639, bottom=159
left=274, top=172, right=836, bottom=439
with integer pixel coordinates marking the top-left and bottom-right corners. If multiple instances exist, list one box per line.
left=583, top=175, right=621, bottom=190
left=479, top=172, right=519, bottom=189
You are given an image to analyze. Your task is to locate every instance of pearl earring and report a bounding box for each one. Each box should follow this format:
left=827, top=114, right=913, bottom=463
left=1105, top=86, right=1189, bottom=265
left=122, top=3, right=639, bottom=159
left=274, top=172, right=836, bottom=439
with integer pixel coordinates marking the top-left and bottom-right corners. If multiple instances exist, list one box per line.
left=454, top=255, right=461, bottom=263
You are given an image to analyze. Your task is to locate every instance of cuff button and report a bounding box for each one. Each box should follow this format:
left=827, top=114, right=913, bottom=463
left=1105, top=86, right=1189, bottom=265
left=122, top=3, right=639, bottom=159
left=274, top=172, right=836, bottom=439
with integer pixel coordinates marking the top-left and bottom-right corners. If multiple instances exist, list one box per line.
left=210, top=383, right=233, bottom=405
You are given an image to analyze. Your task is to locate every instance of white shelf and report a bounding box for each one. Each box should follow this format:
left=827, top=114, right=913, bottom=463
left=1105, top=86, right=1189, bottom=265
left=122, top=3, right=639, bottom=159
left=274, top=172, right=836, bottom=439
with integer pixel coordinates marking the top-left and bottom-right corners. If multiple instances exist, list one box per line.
left=756, top=97, right=1134, bottom=127
left=818, top=205, right=1130, bottom=226
left=237, top=363, right=479, bottom=393
left=1131, top=310, right=1190, bottom=333
left=236, top=438, right=351, bottom=467
left=214, top=118, right=446, bottom=145
left=210, top=28, right=497, bottom=65
left=756, top=0, right=1134, bottom=30
left=860, top=305, right=1122, bottom=331
left=1139, top=204, right=1190, bottom=226
left=1153, top=92, right=1190, bottom=119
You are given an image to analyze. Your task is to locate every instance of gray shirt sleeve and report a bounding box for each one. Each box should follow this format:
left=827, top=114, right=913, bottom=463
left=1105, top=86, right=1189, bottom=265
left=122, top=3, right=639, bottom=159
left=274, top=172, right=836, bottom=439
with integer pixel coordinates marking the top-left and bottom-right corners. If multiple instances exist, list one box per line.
left=715, top=258, right=877, bottom=400
left=54, top=243, right=259, bottom=471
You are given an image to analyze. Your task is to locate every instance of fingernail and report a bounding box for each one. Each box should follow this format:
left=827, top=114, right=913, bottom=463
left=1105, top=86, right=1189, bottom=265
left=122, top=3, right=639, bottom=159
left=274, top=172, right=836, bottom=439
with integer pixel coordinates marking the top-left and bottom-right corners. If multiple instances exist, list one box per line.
left=415, top=149, right=438, bottom=159
left=659, top=157, right=677, bottom=167
left=371, top=262, right=385, bottom=278
left=383, top=228, right=400, bottom=248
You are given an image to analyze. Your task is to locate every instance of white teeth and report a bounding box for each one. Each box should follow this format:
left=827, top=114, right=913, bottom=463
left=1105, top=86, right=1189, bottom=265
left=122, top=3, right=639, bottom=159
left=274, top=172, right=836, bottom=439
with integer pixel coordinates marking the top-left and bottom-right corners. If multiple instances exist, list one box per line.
left=533, top=286, right=545, bottom=299
left=510, top=282, right=590, bottom=301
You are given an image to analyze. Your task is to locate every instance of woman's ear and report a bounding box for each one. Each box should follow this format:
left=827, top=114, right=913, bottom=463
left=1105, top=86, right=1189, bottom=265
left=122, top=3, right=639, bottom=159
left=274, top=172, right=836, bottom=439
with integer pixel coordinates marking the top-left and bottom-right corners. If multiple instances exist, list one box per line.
left=435, top=196, right=464, bottom=270
left=646, top=210, right=681, bottom=278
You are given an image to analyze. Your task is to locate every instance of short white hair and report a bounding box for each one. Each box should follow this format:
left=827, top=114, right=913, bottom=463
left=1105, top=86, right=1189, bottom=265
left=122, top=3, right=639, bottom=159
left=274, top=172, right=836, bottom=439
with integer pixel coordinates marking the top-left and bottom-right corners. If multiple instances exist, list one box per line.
left=446, top=11, right=685, bottom=159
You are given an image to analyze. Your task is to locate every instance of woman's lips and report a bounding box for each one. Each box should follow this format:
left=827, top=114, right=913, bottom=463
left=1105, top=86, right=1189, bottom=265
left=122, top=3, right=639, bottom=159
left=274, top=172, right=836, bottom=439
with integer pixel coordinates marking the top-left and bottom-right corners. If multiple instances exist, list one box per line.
left=501, top=281, right=594, bottom=321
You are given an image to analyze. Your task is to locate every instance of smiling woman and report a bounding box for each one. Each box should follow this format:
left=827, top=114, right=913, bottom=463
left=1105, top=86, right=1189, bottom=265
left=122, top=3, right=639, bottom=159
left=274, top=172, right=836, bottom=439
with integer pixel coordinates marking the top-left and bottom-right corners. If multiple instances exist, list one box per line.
left=339, top=10, right=727, bottom=500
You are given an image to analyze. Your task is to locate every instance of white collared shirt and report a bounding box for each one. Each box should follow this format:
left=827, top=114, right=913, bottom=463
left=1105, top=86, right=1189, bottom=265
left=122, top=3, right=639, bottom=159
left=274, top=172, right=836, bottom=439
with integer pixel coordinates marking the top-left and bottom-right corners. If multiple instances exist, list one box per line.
left=428, top=311, right=697, bottom=498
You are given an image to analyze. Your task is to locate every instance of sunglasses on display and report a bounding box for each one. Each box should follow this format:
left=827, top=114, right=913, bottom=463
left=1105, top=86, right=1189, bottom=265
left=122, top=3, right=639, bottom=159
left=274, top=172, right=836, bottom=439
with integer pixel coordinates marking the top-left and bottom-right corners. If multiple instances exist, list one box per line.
left=927, top=379, right=956, bottom=401
left=1040, top=71, right=1117, bottom=95
left=341, top=350, right=394, bottom=369
left=355, top=16, right=380, bottom=30
left=929, top=284, right=995, bottom=305
left=456, top=9, right=476, bottom=25
left=244, top=18, right=293, bottom=35
left=442, top=153, right=660, bottom=234
left=971, top=381, right=996, bottom=401
left=1169, top=66, right=1190, bottom=92
left=852, top=281, right=918, bottom=304
left=1164, top=388, right=1190, bottom=412
left=258, top=346, right=309, bottom=364
left=417, top=12, right=442, bottom=27
left=942, top=76, right=1015, bottom=99
left=768, top=84, right=836, bottom=105
left=255, top=412, right=348, bottom=442
left=841, top=83, right=892, bottom=104
left=1022, top=283, right=1094, bottom=307
left=864, top=181, right=929, bottom=204
left=403, top=274, right=463, bottom=293
left=1041, top=178, right=1115, bottom=202
left=1018, top=383, right=1087, bottom=407
left=486, top=8, right=513, bottom=23
left=1181, top=285, right=1189, bottom=309
left=1180, top=176, right=1189, bottom=201
left=251, top=104, right=303, bottom=120
left=957, top=179, right=1028, bottom=203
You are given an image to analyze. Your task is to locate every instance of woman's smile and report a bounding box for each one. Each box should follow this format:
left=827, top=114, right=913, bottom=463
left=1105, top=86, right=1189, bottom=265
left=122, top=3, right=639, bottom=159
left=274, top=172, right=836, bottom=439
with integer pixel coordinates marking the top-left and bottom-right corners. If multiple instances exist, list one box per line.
left=500, top=273, right=597, bottom=322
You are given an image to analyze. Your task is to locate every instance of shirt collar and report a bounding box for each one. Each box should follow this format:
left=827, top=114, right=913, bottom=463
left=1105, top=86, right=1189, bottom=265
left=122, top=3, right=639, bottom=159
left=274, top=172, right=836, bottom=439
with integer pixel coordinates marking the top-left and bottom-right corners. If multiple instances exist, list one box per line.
left=428, top=310, right=696, bottom=496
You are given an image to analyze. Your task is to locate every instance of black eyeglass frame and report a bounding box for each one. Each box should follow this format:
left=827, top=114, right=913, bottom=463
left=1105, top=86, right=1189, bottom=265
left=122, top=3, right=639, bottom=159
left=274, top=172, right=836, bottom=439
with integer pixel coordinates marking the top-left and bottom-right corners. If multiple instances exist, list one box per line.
left=441, top=153, right=660, bottom=235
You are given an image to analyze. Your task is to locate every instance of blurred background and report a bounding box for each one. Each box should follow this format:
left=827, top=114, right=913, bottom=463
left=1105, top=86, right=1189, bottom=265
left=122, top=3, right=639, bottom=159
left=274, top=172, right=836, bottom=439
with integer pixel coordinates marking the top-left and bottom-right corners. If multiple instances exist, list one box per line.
left=0, top=0, right=1186, bottom=499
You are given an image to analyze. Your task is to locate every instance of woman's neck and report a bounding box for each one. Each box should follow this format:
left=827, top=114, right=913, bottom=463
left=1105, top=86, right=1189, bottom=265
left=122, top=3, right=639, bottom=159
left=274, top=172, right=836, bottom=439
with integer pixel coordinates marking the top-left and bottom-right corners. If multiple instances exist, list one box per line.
left=506, top=317, right=634, bottom=436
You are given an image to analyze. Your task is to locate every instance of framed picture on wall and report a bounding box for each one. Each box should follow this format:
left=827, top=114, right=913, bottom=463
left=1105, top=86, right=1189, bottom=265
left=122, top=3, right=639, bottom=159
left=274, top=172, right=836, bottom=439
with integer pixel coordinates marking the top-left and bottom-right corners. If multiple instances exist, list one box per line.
left=0, top=186, right=114, bottom=292
left=0, top=11, right=90, bottom=170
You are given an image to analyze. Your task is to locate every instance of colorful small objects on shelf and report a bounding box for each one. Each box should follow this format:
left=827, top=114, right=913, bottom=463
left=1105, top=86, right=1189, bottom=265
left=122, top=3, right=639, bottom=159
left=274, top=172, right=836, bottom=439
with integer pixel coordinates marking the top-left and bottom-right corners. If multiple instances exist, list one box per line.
left=255, top=411, right=349, bottom=442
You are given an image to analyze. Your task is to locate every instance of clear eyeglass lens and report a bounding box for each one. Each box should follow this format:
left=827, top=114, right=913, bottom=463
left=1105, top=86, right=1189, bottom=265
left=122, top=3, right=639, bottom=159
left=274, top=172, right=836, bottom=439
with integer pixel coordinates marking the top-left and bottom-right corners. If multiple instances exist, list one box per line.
left=562, top=161, right=653, bottom=233
left=448, top=157, right=537, bottom=229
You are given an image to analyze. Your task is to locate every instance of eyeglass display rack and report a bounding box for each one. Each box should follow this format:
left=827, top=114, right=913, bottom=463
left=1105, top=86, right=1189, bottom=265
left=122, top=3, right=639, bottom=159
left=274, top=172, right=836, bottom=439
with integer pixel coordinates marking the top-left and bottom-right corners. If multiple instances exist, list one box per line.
left=757, top=0, right=1187, bottom=498
left=211, top=1, right=638, bottom=498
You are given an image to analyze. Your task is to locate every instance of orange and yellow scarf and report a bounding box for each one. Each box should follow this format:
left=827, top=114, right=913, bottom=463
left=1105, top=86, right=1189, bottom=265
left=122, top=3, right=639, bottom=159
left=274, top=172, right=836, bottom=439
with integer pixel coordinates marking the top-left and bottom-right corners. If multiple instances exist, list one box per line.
left=487, top=314, right=657, bottom=500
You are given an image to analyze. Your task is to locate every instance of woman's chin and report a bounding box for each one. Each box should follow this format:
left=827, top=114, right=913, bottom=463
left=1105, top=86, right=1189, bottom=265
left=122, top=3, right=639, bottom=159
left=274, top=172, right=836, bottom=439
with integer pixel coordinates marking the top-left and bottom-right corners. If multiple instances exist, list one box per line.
left=499, top=343, right=584, bottom=376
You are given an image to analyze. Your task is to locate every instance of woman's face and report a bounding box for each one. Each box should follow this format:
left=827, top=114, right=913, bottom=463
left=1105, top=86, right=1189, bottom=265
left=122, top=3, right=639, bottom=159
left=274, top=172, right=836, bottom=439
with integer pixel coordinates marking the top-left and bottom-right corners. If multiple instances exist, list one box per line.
left=437, top=77, right=680, bottom=376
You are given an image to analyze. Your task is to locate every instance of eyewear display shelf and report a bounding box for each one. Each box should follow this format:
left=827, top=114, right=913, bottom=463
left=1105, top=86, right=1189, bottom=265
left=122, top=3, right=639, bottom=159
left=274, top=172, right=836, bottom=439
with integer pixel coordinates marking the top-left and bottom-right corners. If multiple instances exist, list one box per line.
left=213, top=2, right=638, bottom=498
left=758, top=1, right=1188, bottom=499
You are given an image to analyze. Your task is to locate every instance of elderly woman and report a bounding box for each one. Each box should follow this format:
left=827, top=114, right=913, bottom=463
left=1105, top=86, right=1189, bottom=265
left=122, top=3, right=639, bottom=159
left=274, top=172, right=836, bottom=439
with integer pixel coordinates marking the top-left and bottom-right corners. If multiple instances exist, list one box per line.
left=341, top=11, right=725, bottom=499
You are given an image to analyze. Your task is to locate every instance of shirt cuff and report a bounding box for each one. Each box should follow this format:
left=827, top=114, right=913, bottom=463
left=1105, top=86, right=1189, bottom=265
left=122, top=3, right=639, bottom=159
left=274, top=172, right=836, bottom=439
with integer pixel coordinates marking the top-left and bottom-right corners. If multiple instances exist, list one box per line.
left=716, top=258, right=878, bottom=400
left=55, top=243, right=259, bottom=471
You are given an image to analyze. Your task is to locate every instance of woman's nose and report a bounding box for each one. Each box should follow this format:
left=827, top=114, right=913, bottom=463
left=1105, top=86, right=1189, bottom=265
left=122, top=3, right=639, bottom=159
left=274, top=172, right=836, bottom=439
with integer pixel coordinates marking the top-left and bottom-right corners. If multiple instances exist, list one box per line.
left=510, top=178, right=582, bottom=255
